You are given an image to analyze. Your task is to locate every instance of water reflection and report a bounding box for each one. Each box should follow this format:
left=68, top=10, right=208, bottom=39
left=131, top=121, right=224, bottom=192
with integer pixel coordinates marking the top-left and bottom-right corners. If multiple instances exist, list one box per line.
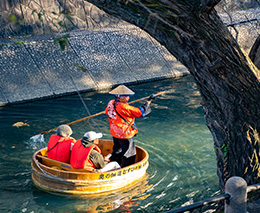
left=0, top=75, right=219, bottom=212
left=33, top=174, right=152, bottom=212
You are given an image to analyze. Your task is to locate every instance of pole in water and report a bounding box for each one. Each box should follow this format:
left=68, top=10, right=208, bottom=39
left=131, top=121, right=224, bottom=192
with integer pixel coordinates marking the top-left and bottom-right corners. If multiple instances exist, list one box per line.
left=30, top=90, right=167, bottom=140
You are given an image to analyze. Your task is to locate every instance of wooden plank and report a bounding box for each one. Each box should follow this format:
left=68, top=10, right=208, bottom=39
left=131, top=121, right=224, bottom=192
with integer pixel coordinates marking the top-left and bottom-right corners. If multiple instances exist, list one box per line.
left=37, top=155, right=94, bottom=172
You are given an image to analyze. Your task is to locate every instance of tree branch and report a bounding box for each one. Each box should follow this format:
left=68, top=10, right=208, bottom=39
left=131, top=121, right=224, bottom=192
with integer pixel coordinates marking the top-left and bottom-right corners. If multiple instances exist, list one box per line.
left=226, top=18, right=260, bottom=27
left=204, top=0, right=221, bottom=13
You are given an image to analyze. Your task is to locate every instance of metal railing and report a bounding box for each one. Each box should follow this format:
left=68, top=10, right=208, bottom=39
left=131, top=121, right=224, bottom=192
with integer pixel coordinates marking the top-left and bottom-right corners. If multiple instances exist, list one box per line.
left=167, top=176, right=260, bottom=213
left=167, top=193, right=230, bottom=213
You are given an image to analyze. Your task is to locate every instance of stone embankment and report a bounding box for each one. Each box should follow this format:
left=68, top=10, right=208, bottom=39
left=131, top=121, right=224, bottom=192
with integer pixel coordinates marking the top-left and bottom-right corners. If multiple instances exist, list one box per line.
left=219, top=7, right=260, bottom=55
left=0, top=1, right=259, bottom=105
left=0, top=24, right=189, bottom=106
left=0, top=1, right=189, bottom=105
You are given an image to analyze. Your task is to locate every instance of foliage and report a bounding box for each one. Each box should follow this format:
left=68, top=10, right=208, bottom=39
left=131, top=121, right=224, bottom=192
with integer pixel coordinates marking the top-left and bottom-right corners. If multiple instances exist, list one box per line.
left=8, top=9, right=74, bottom=50
left=76, top=65, right=87, bottom=72
left=53, top=34, right=71, bottom=51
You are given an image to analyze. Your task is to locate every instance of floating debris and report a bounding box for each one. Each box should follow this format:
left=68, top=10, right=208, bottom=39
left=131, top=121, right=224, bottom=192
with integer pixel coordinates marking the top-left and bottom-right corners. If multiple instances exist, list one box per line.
left=12, top=122, right=30, bottom=128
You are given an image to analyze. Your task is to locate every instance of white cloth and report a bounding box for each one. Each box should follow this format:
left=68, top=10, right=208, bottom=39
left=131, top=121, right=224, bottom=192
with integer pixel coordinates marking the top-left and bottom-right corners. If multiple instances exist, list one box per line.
left=98, top=161, right=121, bottom=172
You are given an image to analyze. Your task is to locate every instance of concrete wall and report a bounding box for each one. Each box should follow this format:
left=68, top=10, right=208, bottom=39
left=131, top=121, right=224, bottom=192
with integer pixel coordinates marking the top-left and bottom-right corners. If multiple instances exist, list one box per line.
left=0, top=24, right=189, bottom=105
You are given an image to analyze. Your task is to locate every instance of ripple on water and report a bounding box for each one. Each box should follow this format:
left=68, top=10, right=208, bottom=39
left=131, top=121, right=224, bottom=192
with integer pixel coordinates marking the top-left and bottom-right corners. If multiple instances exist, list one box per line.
left=0, top=75, right=219, bottom=212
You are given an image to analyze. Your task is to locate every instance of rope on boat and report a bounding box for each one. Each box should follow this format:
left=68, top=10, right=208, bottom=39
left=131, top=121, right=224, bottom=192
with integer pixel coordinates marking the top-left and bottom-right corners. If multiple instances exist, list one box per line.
left=35, top=159, right=67, bottom=181
left=67, top=73, right=103, bottom=132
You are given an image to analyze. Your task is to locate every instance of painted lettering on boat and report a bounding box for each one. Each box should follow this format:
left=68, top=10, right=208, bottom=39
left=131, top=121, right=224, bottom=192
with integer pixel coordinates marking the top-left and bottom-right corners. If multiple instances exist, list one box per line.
left=98, top=161, right=147, bottom=180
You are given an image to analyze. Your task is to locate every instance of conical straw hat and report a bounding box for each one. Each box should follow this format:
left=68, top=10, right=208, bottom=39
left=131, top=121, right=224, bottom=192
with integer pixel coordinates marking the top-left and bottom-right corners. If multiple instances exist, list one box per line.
left=109, top=85, right=135, bottom=96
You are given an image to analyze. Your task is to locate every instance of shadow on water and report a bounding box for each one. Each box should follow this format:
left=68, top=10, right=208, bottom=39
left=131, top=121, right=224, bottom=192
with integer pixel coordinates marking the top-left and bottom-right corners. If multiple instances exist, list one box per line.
left=0, top=75, right=219, bottom=212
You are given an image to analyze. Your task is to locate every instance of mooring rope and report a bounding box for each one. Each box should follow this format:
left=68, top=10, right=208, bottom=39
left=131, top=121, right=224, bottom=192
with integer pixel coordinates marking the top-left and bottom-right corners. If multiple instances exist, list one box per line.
left=67, top=73, right=103, bottom=132
left=35, top=159, right=67, bottom=181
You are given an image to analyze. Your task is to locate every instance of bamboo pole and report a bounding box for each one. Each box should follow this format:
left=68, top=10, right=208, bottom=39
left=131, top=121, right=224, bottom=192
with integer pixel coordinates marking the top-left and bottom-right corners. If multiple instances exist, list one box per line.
left=33, top=91, right=166, bottom=136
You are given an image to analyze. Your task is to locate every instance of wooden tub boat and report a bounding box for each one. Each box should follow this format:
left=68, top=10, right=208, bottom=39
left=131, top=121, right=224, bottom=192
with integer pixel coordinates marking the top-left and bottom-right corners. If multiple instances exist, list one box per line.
left=31, top=139, right=149, bottom=196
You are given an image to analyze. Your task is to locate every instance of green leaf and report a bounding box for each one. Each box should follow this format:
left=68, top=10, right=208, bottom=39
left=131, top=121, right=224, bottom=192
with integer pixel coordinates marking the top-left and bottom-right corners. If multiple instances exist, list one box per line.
left=38, top=13, right=43, bottom=22
left=10, top=14, right=16, bottom=22
left=58, top=21, right=66, bottom=27
left=62, top=34, right=71, bottom=39
left=66, top=15, right=73, bottom=21
left=54, top=34, right=71, bottom=51
left=60, top=10, right=71, bottom=15
left=16, top=41, right=25, bottom=44
left=78, top=66, right=87, bottom=72
left=59, top=40, right=66, bottom=51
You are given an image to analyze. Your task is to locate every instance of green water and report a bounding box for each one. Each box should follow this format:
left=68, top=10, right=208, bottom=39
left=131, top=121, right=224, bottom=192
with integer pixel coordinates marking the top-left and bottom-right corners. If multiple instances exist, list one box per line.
left=0, top=75, right=219, bottom=212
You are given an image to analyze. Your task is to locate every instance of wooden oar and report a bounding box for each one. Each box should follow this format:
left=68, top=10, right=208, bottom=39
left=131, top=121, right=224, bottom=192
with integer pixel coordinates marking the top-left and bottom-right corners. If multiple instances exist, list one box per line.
left=30, top=91, right=166, bottom=140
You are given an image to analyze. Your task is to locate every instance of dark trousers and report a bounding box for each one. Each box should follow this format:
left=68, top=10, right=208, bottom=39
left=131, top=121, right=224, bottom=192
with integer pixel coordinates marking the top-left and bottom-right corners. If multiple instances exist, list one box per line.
left=110, top=137, right=136, bottom=167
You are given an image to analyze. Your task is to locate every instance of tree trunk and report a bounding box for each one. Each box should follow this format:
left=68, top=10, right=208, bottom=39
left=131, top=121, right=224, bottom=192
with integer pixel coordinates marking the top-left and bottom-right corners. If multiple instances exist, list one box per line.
left=86, top=0, right=260, bottom=191
left=249, top=35, right=260, bottom=70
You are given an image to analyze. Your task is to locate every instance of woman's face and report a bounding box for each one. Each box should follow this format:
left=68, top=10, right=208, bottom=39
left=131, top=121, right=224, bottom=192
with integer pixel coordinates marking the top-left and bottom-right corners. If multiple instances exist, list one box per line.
left=118, top=96, right=129, bottom=103
left=93, top=138, right=99, bottom=144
